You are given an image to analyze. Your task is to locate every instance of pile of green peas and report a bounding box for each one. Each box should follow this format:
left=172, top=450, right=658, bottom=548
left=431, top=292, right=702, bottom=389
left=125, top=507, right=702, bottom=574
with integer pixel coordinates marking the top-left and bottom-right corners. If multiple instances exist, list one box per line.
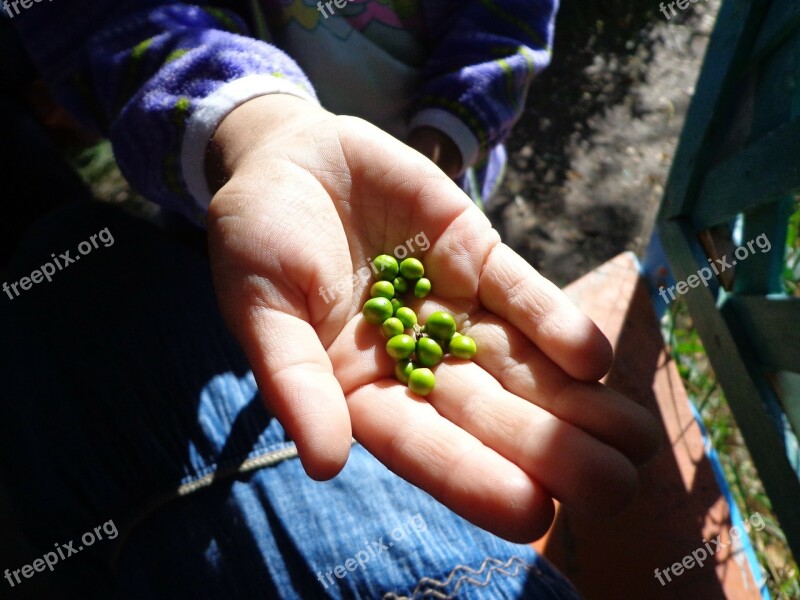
left=361, top=254, right=477, bottom=396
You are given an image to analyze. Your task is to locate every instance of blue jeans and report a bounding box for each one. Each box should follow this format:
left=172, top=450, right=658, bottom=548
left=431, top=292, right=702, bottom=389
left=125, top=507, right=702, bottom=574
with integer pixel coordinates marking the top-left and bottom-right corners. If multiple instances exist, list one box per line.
left=0, top=201, right=581, bottom=599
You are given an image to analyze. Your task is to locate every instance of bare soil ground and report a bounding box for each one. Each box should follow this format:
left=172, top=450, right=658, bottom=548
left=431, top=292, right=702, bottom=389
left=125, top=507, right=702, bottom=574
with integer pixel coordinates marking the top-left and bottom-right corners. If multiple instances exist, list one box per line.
left=492, top=0, right=721, bottom=286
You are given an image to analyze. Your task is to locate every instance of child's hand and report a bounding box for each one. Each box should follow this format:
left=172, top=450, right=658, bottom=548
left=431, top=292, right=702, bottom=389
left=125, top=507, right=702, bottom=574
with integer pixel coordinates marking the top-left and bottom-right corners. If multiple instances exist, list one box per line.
left=206, top=95, right=659, bottom=542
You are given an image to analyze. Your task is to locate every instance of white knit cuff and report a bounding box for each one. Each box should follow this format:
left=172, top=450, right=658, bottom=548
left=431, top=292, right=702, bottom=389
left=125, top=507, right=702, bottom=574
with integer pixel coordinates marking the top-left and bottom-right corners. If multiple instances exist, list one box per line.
left=181, top=74, right=318, bottom=212
left=409, top=108, right=481, bottom=177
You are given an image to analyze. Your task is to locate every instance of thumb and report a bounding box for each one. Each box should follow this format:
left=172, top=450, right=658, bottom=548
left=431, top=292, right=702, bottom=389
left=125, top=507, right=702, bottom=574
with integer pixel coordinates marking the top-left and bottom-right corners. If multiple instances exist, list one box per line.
left=234, top=305, right=353, bottom=480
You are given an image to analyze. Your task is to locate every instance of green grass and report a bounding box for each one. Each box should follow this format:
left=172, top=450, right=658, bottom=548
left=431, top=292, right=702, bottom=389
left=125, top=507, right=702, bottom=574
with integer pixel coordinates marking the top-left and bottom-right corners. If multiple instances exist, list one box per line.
left=661, top=202, right=800, bottom=599
left=783, top=206, right=800, bottom=297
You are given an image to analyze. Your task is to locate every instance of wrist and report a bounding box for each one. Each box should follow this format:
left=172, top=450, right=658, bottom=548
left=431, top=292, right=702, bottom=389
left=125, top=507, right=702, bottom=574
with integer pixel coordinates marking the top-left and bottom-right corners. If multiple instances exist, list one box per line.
left=205, top=94, right=330, bottom=195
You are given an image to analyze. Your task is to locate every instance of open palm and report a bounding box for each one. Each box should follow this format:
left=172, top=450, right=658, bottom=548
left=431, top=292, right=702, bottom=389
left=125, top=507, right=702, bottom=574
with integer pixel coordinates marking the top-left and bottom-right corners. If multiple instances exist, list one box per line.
left=207, top=96, right=659, bottom=542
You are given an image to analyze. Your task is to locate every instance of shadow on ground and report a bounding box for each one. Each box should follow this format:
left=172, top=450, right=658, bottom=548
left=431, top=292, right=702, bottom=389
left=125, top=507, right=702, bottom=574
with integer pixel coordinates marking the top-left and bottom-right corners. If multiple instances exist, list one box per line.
left=492, top=0, right=719, bottom=285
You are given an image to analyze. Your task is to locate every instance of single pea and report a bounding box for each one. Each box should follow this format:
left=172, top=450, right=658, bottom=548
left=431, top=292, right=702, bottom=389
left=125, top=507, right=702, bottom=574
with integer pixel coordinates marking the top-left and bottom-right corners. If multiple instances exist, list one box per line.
left=408, top=368, right=435, bottom=396
left=395, top=307, right=417, bottom=329
left=382, top=317, right=405, bottom=339
left=391, top=298, right=404, bottom=314
left=416, top=337, right=443, bottom=367
left=362, top=297, right=393, bottom=325
left=449, top=334, right=477, bottom=360
left=441, top=331, right=459, bottom=351
left=414, top=277, right=431, bottom=298
left=372, top=255, right=399, bottom=282
left=386, top=334, right=416, bottom=360
left=394, top=359, right=417, bottom=384
left=426, top=311, right=456, bottom=340
left=392, top=277, right=408, bottom=294
left=399, top=257, right=424, bottom=280
left=370, top=280, right=395, bottom=300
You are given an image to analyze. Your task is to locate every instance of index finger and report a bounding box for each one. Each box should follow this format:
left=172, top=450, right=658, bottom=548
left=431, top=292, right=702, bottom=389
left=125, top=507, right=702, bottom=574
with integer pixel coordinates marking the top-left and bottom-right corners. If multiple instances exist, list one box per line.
left=479, top=243, right=613, bottom=381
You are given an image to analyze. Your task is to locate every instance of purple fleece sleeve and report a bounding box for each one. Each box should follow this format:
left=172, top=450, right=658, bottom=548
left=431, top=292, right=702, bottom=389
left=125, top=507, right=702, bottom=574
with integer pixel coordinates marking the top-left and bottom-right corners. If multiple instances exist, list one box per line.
left=11, top=2, right=318, bottom=224
left=414, top=0, right=557, bottom=171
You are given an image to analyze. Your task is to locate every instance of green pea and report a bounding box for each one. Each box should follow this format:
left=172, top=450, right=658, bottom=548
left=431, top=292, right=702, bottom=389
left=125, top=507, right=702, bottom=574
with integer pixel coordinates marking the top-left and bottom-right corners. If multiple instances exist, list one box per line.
left=386, top=334, right=415, bottom=360
left=426, top=311, right=456, bottom=340
left=399, top=257, right=424, bottom=280
left=449, top=334, right=477, bottom=359
left=370, top=281, right=395, bottom=300
left=391, top=298, right=404, bottom=314
left=416, top=337, right=443, bottom=367
left=414, top=278, right=431, bottom=298
left=392, top=277, right=408, bottom=294
left=408, top=368, right=435, bottom=396
left=372, top=255, right=399, bottom=282
left=394, top=359, right=416, bottom=384
left=382, top=317, right=405, bottom=339
left=362, top=297, right=393, bottom=325
left=443, top=331, right=460, bottom=350
left=394, top=307, right=417, bottom=329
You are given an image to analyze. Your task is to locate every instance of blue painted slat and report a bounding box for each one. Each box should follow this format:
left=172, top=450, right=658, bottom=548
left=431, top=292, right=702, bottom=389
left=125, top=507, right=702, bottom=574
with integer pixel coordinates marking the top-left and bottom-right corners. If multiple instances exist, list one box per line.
left=661, top=0, right=772, bottom=220
left=690, top=118, right=800, bottom=228
left=749, top=0, right=800, bottom=66
left=737, top=26, right=799, bottom=293
left=737, top=200, right=793, bottom=294
left=773, top=372, right=800, bottom=442
left=727, top=296, right=800, bottom=373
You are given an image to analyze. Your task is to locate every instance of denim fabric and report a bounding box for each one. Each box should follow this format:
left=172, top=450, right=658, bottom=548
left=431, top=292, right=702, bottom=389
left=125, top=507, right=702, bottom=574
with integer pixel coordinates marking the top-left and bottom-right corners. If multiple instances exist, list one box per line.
left=0, top=201, right=581, bottom=599
left=117, top=443, right=583, bottom=599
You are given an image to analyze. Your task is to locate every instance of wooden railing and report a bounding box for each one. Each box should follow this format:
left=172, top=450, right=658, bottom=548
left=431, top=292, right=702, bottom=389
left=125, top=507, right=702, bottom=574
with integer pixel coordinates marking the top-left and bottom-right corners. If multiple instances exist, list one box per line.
left=658, top=0, right=800, bottom=561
